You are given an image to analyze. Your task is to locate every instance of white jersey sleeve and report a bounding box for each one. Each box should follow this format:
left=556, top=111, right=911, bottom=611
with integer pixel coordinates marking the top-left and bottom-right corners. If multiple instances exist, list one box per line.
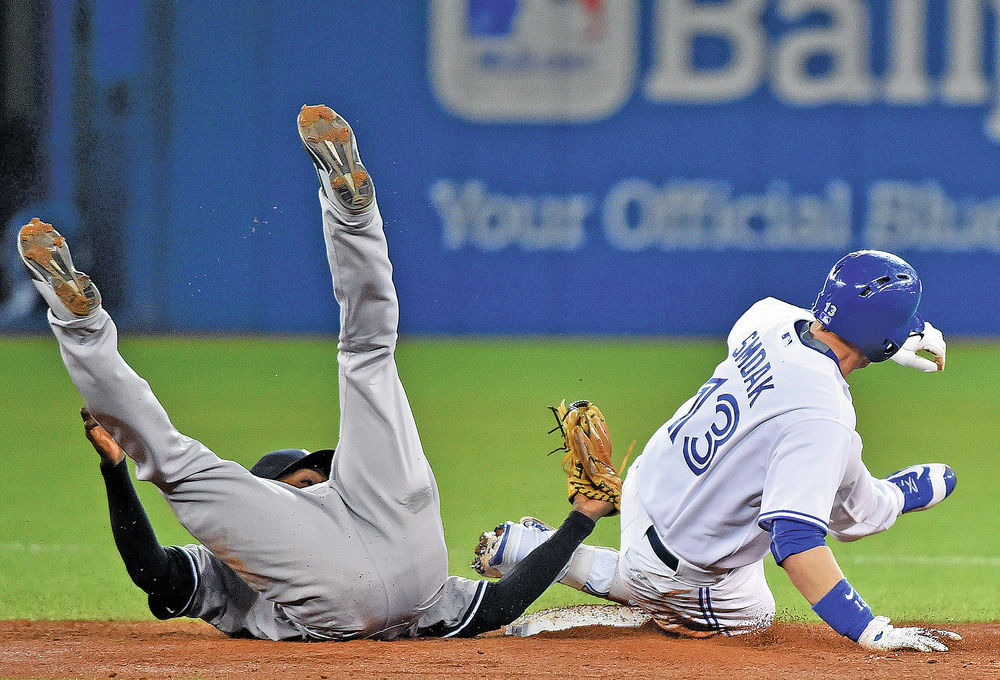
left=827, top=434, right=905, bottom=541
left=758, top=418, right=855, bottom=533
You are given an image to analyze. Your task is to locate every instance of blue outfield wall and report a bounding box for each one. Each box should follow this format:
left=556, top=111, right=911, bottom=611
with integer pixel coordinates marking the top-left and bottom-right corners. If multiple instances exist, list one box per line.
left=23, top=0, right=1000, bottom=334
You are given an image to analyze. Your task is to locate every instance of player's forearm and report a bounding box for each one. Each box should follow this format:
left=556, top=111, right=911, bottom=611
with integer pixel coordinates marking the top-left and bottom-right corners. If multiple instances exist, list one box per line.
left=456, top=510, right=597, bottom=637
left=783, top=545, right=878, bottom=643
left=101, top=459, right=196, bottom=617
left=780, top=545, right=844, bottom=604
left=100, top=459, right=174, bottom=591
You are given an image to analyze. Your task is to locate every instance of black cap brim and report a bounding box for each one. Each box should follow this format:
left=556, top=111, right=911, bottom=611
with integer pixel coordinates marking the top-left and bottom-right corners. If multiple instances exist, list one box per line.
left=250, top=448, right=335, bottom=480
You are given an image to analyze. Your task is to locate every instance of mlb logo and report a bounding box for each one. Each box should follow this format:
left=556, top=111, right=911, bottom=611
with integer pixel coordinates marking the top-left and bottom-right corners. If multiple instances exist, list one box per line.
left=429, top=0, right=638, bottom=122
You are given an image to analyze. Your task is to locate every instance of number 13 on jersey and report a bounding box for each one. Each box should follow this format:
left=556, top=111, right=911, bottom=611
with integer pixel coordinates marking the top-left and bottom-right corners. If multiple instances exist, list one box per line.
left=666, top=378, right=741, bottom=476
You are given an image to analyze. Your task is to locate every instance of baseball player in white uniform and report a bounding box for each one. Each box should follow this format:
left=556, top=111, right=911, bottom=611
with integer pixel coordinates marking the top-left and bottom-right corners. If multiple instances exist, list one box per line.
left=476, top=251, right=961, bottom=652
left=18, top=105, right=616, bottom=640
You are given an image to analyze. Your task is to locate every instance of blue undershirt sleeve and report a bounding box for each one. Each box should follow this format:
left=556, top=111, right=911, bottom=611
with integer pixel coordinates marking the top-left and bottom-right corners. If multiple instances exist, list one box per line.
left=769, top=517, right=827, bottom=565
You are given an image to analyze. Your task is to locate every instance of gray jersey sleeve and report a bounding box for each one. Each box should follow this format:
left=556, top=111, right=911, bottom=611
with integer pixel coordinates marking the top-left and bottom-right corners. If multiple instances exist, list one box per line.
left=170, top=545, right=320, bottom=641
left=409, top=576, right=486, bottom=638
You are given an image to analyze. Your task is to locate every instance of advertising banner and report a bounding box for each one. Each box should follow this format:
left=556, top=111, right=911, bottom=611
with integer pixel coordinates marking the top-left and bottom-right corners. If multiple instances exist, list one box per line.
left=8, top=1, right=998, bottom=335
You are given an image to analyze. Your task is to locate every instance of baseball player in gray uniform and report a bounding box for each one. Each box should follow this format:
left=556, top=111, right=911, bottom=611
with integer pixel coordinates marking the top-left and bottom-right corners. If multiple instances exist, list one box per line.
left=19, top=105, right=615, bottom=640
left=477, top=251, right=962, bottom=652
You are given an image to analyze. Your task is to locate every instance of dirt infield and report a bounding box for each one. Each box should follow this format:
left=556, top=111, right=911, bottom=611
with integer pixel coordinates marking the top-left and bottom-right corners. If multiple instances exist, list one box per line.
left=1, top=620, right=998, bottom=679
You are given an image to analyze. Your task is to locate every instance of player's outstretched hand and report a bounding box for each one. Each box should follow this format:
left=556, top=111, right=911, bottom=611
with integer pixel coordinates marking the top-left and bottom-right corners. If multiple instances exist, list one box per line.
left=890, top=321, right=946, bottom=373
left=857, top=615, right=961, bottom=652
left=81, top=407, right=126, bottom=466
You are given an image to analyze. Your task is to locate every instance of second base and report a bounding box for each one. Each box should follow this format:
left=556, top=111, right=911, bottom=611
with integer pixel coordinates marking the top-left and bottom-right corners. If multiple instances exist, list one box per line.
left=504, top=605, right=651, bottom=637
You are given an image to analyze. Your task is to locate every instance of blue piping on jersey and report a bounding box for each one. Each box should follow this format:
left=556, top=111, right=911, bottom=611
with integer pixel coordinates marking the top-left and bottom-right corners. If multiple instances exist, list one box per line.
left=698, top=588, right=709, bottom=629
left=758, top=509, right=829, bottom=533
left=705, top=588, right=729, bottom=636
left=795, top=319, right=840, bottom=365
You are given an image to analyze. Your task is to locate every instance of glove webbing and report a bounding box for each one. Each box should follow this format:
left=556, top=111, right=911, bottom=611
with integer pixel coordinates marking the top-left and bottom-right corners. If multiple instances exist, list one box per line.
left=548, top=400, right=631, bottom=512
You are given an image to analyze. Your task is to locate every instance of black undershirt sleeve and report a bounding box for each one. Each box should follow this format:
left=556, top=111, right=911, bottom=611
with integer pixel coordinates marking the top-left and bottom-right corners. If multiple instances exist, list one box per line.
left=99, top=460, right=195, bottom=618
left=455, top=510, right=597, bottom=637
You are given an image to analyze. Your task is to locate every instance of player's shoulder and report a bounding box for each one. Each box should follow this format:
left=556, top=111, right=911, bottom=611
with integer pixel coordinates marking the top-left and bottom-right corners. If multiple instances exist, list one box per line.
left=728, top=297, right=853, bottom=414
left=727, top=297, right=817, bottom=360
left=730, top=297, right=809, bottom=333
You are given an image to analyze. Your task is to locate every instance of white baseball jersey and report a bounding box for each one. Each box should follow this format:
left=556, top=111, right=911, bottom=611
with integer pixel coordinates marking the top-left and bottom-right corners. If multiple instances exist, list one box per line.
left=635, top=297, right=901, bottom=571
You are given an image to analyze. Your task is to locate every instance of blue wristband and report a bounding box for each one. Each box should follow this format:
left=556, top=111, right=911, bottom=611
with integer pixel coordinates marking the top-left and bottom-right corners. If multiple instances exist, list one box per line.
left=811, top=578, right=875, bottom=641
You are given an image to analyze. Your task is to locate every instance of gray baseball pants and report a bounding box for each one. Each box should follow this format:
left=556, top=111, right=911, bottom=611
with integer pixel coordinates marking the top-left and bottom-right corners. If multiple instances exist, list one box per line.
left=48, top=192, right=450, bottom=639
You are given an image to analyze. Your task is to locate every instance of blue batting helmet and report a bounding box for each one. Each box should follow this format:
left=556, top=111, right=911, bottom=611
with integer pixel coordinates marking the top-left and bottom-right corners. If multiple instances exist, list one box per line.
left=813, top=250, right=922, bottom=363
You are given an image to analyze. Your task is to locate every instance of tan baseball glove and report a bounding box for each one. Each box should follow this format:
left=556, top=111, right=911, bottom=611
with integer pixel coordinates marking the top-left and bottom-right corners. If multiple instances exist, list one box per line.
left=549, top=399, right=631, bottom=514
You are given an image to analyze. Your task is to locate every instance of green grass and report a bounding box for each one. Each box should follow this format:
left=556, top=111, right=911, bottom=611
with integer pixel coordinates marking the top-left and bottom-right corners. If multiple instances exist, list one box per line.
left=1, top=336, right=996, bottom=623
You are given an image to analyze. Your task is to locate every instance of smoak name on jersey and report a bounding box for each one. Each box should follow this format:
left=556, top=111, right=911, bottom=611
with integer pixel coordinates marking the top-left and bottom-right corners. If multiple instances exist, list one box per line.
left=731, top=331, right=776, bottom=408
left=633, top=297, right=900, bottom=572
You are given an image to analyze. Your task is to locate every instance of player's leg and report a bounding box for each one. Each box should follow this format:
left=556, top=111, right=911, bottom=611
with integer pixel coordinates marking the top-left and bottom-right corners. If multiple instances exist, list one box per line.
left=298, top=105, right=437, bottom=511
left=471, top=453, right=647, bottom=603
left=619, top=552, right=775, bottom=637
left=18, top=219, right=226, bottom=489
left=419, top=497, right=615, bottom=637
left=19, top=220, right=370, bottom=630
left=615, top=467, right=774, bottom=636
left=298, top=106, right=448, bottom=623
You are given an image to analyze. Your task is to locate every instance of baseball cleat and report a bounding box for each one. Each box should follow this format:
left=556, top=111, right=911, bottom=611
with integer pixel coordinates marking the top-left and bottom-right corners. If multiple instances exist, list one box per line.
left=297, top=104, right=375, bottom=213
left=471, top=517, right=554, bottom=578
left=885, top=464, right=956, bottom=513
left=18, top=218, right=101, bottom=318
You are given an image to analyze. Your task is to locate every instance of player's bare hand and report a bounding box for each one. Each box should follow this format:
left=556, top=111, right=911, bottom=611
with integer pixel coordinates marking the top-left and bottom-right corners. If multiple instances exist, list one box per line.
left=858, top=615, right=961, bottom=652
left=572, top=495, right=616, bottom=521
left=81, top=407, right=126, bottom=465
left=890, top=321, right=946, bottom=373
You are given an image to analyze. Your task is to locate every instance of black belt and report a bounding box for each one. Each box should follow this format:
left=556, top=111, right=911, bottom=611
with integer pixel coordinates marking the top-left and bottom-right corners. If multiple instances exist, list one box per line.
left=645, top=526, right=680, bottom=571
